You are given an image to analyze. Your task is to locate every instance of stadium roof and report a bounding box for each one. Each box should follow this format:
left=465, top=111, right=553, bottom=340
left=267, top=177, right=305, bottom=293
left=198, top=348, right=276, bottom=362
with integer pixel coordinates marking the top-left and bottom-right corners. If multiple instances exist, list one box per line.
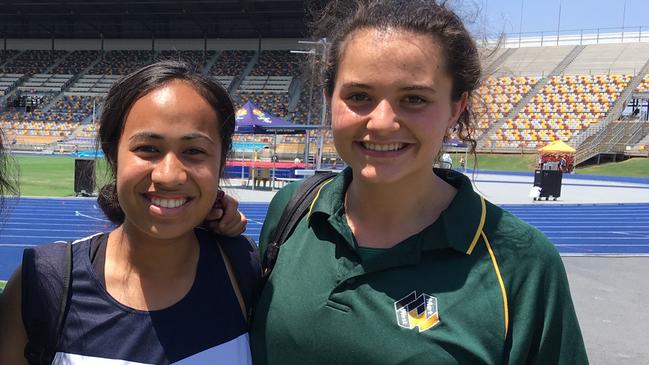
left=0, top=0, right=316, bottom=39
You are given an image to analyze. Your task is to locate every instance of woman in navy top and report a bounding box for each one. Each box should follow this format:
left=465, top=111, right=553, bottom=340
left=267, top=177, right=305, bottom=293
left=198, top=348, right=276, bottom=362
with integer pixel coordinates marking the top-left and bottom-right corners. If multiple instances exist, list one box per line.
left=0, top=61, right=259, bottom=365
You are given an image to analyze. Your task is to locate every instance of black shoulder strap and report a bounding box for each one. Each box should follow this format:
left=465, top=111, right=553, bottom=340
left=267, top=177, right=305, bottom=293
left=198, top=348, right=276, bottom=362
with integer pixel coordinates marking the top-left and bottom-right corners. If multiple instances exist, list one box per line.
left=22, top=241, right=73, bottom=365
left=261, top=172, right=336, bottom=279
left=214, top=234, right=260, bottom=321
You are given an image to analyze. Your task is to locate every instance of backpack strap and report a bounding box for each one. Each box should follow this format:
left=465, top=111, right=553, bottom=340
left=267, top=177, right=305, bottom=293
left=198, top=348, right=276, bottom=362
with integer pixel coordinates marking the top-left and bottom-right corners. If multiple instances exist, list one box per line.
left=207, top=232, right=260, bottom=323
left=22, top=241, right=73, bottom=365
left=261, top=171, right=337, bottom=279
left=217, top=242, right=247, bottom=321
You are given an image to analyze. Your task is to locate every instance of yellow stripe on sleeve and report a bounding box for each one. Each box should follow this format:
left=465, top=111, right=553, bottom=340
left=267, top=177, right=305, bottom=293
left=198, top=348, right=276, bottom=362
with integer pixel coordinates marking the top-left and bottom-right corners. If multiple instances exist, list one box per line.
left=482, top=231, right=509, bottom=338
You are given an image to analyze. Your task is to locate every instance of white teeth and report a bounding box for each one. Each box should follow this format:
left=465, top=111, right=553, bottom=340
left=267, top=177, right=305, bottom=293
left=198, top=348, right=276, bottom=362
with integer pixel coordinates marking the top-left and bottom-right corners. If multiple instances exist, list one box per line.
left=150, top=197, right=187, bottom=209
left=362, top=142, right=405, bottom=152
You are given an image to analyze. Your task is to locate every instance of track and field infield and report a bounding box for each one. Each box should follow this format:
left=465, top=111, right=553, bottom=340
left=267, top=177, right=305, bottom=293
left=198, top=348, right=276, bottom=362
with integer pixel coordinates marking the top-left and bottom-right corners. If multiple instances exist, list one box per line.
left=1, top=197, right=648, bottom=280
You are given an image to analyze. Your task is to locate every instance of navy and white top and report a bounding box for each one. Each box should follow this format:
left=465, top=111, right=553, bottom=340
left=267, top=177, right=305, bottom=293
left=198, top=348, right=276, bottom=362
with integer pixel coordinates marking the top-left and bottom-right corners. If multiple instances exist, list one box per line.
left=51, top=230, right=255, bottom=365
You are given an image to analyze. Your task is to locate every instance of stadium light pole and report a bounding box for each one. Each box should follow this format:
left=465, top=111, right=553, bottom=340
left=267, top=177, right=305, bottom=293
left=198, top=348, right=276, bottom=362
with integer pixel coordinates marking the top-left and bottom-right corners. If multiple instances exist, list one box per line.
left=556, top=0, right=562, bottom=46
left=622, top=0, right=627, bottom=42
left=291, top=47, right=316, bottom=165
left=518, top=0, right=525, bottom=48
left=295, top=38, right=329, bottom=170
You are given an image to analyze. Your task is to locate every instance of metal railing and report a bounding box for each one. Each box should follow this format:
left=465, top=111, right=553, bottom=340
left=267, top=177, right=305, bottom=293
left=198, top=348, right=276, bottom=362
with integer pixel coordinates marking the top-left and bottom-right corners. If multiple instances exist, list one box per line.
left=490, top=26, right=649, bottom=49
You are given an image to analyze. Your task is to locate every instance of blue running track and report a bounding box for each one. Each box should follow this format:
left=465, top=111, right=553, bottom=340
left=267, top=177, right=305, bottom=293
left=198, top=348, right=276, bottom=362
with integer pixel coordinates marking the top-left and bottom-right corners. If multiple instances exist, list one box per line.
left=1, top=198, right=648, bottom=280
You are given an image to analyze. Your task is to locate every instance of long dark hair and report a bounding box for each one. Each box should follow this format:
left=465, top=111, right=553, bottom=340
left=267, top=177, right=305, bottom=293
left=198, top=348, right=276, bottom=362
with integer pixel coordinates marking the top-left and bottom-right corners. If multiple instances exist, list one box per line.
left=311, top=0, right=482, bottom=151
left=97, top=61, right=236, bottom=224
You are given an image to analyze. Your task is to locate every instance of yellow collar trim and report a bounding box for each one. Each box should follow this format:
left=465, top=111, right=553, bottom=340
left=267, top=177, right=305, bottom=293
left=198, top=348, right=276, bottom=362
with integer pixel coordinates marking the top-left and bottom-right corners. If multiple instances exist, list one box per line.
left=307, top=179, right=334, bottom=218
left=465, top=195, right=486, bottom=255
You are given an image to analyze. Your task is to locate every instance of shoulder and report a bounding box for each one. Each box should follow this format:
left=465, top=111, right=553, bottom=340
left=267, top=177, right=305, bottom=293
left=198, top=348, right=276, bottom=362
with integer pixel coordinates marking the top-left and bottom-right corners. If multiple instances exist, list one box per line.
left=267, top=180, right=303, bottom=216
left=482, top=201, right=567, bottom=289
left=258, top=179, right=304, bottom=250
left=196, top=229, right=260, bottom=270
left=484, top=201, right=557, bottom=257
left=21, top=233, right=105, bottom=315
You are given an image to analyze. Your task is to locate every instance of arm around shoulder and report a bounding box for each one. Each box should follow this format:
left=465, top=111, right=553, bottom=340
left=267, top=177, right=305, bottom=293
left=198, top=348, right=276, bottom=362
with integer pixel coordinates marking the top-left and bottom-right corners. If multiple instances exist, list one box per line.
left=0, top=267, right=30, bottom=365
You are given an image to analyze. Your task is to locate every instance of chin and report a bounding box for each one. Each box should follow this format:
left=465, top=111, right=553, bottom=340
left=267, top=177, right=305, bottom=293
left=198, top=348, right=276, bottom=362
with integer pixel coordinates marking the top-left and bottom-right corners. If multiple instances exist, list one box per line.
left=355, top=165, right=408, bottom=184
left=147, top=224, right=197, bottom=240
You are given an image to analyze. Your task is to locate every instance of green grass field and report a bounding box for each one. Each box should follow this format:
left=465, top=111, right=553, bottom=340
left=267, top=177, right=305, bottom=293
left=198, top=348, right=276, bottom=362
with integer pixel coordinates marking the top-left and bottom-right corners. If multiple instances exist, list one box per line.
left=574, top=158, right=649, bottom=177
left=12, top=155, right=109, bottom=197
left=451, top=153, right=649, bottom=177
left=7, top=154, right=649, bottom=197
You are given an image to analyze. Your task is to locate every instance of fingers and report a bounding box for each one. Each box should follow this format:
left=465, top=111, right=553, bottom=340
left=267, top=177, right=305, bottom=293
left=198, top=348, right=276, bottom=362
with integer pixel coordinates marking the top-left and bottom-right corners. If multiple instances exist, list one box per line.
left=208, top=210, right=248, bottom=237
left=205, top=190, right=248, bottom=237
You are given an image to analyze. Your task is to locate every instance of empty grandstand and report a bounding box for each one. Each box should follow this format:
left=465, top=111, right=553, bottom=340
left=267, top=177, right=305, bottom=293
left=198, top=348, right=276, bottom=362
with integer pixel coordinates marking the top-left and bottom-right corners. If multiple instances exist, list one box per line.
left=0, top=1, right=647, bottom=166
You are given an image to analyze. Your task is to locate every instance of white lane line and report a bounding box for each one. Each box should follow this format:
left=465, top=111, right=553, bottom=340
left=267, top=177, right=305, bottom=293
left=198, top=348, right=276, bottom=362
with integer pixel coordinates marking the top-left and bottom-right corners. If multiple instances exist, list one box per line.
left=611, top=231, right=649, bottom=239
left=75, top=210, right=110, bottom=222
left=1, top=228, right=101, bottom=232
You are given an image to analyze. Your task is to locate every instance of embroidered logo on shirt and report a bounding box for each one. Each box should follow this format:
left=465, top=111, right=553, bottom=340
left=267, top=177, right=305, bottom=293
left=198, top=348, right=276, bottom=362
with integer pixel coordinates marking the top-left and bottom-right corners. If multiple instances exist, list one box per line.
left=394, top=291, right=440, bottom=333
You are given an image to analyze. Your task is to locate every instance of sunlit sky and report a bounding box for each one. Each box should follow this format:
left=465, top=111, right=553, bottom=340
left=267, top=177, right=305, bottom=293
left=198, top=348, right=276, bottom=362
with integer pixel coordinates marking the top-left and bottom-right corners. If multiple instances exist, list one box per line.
left=461, top=0, right=649, bottom=37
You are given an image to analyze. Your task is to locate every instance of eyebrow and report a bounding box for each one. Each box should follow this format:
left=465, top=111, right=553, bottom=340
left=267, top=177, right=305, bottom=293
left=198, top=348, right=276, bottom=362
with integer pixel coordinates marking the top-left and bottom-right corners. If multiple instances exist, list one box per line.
left=400, top=85, right=437, bottom=93
left=341, top=82, right=437, bottom=93
left=128, top=132, right=215, bottom=143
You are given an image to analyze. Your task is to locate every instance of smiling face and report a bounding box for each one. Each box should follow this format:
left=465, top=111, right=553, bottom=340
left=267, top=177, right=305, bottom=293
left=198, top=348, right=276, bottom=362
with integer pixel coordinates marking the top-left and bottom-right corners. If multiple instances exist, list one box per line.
left=116, top=80, right=222, bottom=241
left=330, top=28, right=467, bottom=185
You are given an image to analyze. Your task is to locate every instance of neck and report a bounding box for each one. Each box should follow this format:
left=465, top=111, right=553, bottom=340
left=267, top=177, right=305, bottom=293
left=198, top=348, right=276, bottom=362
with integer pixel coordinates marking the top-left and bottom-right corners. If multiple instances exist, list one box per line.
left=345, top=169, right=456, bottom=248
left=107, top=223, right=199, bottom=279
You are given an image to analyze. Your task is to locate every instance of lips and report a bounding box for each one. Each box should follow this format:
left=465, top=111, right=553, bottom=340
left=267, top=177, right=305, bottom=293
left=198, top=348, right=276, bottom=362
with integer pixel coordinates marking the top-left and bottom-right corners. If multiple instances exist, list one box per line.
left=360, top=142, right=407, bottom=152
left=144, top=193, right=191, bottom=209
left=150, top=197, right=188, bottom=208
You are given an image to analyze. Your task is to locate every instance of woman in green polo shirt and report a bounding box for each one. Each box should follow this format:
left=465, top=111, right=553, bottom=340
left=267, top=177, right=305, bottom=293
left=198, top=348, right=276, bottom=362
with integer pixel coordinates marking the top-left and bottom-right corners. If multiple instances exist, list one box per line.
left=246, top=0, right=589, bottom=364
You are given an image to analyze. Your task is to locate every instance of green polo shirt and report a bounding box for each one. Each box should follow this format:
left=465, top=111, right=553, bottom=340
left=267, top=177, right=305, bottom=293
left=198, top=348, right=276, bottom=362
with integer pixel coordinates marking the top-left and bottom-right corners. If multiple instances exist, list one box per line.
left=251, top=168, right=588, bottom=365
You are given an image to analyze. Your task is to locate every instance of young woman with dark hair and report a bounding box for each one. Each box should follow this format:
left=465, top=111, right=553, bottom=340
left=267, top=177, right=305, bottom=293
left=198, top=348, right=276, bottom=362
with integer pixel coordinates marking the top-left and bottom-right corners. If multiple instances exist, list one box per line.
left=245, top=1, right=588, bottom=364
left=0, top=61, right=259, bottom=365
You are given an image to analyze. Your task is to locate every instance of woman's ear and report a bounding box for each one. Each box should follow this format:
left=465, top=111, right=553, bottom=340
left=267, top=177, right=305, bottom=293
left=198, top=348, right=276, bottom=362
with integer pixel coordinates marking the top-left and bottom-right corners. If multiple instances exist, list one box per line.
left=447, top=91, right=469, bottom=129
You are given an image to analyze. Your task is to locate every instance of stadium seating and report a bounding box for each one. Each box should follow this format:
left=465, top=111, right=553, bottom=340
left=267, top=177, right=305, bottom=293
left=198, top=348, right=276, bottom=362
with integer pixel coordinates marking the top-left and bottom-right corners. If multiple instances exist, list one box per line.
left=635, top=74, right=649, bottom=93
left=17, top=74, right=73, bottom=93
left=209, top=50, right=254, bottom=77
left=89, top=50, right=153, bottom=75
left=471, top=76, right=540, bottom=140
left=235, top=92, right=290, bottom=117
left=0, top=110, right=84, bottom=144
left=0, top=73, right=23, bottom=96
left=1, top=50, right=67, bottom=74
left=233, top=51, right=304, bottom=120
left=250, top=51, right=304, bottom=77
left=491, top=74, right=631, bottom=148
left=52, top=95, right=103, bottom=115
left=67, top=74, right=120, bottom=94
left=51, top=51, right=100, bottom=74
left=1, top=43, right=647, bottom=158
left=156, top=50, right=216, bottom=70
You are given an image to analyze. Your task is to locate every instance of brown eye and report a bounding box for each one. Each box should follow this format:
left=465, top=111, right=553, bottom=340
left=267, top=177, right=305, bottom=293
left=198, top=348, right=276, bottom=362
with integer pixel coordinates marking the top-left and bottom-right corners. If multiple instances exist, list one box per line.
left=133, top=145, right=158, bottom=154
left=347, top=93, right=371, bottom=102
left=184, top=148, right=206, bottom=156
left=403, top=95, right=427, bottom=104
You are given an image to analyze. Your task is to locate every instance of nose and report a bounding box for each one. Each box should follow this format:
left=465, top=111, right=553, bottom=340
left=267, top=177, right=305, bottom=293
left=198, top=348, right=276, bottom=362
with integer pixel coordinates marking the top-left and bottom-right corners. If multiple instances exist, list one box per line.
left=366, top=99, right=400, bottom=132
left=151, top=152, right=188, bottom=187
